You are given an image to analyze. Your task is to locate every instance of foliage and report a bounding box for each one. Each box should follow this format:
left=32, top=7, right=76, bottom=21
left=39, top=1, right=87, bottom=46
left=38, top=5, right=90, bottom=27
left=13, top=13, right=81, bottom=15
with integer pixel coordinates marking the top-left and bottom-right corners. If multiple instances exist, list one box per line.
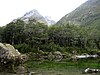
left=14, top=43, right=32, bottom=53
left=0, top=19, right=100, bottom=54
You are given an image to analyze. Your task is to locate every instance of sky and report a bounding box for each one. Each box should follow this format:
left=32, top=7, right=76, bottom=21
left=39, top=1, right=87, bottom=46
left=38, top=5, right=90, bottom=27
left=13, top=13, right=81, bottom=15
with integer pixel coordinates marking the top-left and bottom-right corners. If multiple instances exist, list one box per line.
left=0, top=0, right=88, bottom=26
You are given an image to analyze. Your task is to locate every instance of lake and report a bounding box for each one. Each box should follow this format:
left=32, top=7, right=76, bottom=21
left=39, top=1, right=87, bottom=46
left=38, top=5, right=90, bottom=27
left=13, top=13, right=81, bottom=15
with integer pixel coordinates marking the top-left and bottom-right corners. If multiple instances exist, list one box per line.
left=0, top=68, right=100, bottom=75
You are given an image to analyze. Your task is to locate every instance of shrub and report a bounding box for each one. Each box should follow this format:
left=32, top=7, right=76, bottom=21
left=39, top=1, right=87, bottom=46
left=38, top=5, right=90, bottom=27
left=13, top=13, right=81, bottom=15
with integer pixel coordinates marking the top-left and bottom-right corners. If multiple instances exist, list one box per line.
left=14, top=43, right=32, bottom=53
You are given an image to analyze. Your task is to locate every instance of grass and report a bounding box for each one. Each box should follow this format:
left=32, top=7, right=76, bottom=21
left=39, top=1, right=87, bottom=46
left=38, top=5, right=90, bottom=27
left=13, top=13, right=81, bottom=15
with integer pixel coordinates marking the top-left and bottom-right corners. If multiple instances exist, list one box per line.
left=24, top=59, right=100, bottom=75
left=23, top=55, right=100, bottom=75
left=25, top=58, right=100, bottom=69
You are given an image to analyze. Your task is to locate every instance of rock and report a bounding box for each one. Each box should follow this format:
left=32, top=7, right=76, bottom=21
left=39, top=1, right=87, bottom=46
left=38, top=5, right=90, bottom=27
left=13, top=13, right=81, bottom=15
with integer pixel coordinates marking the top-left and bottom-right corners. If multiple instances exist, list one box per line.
left=0, top=43, right=21, bottom=63
left=16, top=65, right=27, bottom=74
left=0, top=43, right=28, bottom=73
left=53, top=51, right=63, bottom=61
left=28, top=71, right=36, bottom=75
left=48, top=52, right=55, bottom=61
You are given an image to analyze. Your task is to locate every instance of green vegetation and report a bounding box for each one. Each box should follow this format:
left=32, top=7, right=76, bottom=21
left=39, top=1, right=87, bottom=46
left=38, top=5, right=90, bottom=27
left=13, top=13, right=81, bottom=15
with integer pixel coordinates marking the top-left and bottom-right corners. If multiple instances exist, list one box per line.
left=25, top=59, right=100, bottom=69
left=0, top=18, right=100, bottom=73
left=57, top=0, right=100, bottom=26
left=23, top=59, right=100, bottom=75
left=1, top=0, right=100, bottom=74
left=0, top=19, right=100, bottom=54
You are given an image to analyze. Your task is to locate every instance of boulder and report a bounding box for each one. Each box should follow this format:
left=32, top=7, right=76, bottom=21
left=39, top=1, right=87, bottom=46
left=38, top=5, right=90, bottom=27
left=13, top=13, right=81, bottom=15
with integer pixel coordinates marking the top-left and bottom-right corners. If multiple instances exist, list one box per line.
left=0, top=43, right=21, bottom=63
left=53, top=51, right=63, bottom=61
left=0, top=43, right=28, bottom=73
left=16, top=65, right=27, bottom=74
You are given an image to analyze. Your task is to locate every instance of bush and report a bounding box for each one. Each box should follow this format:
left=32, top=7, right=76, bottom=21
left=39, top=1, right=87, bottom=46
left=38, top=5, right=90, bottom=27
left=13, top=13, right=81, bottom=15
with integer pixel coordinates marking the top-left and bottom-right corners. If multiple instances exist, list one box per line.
left=14, top=43, right=32, bottom=53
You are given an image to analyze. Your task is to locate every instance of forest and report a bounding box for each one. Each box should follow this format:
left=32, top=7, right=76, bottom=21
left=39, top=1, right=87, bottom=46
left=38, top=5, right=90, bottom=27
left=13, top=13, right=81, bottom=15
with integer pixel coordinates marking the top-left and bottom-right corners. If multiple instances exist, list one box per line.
left=0, top=19, right=100, bottom=54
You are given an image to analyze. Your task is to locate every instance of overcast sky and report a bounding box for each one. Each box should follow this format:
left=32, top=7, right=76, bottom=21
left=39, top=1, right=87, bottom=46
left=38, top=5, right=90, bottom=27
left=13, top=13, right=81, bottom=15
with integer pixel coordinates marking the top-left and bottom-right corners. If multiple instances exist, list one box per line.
left=0, top=0, right=88, bottom=26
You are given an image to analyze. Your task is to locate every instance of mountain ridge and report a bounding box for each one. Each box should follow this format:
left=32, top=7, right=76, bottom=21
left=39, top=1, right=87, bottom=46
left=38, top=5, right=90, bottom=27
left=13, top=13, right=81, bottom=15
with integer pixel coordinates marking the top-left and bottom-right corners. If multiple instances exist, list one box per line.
left=57, top=0, right=100, bottom=26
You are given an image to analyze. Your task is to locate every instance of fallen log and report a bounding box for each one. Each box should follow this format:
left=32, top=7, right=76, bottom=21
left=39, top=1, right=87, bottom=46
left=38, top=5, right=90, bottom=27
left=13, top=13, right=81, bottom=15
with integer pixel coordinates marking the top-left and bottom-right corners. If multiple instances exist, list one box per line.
left=83, top=68, right=100, bottom=74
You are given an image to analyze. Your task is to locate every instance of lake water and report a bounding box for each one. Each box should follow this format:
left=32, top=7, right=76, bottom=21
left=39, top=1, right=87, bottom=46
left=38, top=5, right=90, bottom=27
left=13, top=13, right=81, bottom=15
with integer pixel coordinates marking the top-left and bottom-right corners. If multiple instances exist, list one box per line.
left=0, top=69, right=99, bottom=75
left=0, top=66, right=99, bottom=75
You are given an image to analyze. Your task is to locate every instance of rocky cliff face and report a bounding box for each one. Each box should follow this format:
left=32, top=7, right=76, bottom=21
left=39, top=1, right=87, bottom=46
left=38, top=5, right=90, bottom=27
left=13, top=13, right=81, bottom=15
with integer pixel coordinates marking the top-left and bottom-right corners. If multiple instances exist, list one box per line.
left=57, top=0, right=100, bottom=26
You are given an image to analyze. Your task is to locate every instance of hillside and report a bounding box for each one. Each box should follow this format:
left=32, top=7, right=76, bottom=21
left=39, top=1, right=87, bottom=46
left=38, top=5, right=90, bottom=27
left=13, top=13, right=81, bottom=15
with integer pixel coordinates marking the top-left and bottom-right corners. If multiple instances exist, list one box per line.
left=57, top=0, right=100, bottom=26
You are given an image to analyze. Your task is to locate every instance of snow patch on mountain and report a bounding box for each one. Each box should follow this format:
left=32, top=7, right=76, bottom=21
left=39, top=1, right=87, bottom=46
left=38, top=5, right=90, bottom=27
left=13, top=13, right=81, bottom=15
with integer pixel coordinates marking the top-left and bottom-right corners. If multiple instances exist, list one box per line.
left=13, top=9, right=56, bottom=25
left=44, top=16, right=56, bottom=25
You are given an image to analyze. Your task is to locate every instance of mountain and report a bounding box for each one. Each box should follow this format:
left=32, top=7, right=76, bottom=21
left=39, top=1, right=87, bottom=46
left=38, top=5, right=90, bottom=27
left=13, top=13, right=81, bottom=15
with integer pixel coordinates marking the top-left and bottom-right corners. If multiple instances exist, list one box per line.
left=20, top=9, right=48, bottom=25
left=13, top=9, right=55, bottom=25
left=57, top=0, right=100, bottom=26
left=44, top=16, right=56, bottom=25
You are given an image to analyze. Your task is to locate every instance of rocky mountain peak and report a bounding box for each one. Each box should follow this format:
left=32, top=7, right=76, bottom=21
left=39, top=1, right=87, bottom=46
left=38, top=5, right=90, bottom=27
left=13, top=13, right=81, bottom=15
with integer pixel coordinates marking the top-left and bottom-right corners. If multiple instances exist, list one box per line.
left=20, top=9, right=56, bottom=25
left=23, top=9, right=39, bottom=18
left=12, top=9, right=56, bottom=25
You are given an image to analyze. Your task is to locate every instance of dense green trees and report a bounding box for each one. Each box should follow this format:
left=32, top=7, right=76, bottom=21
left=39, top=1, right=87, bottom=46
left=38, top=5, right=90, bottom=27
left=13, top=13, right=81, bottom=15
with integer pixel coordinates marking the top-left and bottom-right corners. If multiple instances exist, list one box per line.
left=0, top=19, right=100, bottom=53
